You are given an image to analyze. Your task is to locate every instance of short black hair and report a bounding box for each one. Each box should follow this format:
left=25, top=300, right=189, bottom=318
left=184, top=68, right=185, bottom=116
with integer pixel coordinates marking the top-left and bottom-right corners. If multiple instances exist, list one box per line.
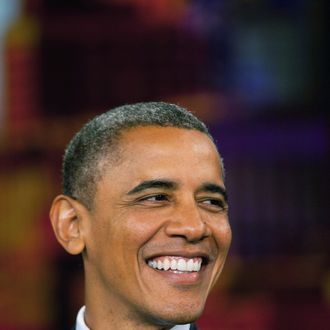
left=63, top=101, right=220, bottom=209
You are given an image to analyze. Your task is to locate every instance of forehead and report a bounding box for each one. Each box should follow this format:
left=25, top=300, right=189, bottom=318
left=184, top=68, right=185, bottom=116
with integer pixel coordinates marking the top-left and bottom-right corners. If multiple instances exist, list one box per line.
left=119, top=125, right=216, bottom=155
left=102, top=126, right=222, bottom=180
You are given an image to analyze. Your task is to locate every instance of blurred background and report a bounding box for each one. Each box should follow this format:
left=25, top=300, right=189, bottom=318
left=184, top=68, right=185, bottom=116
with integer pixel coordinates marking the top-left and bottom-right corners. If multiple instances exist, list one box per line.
left=0, top=0, right=328, bottom=329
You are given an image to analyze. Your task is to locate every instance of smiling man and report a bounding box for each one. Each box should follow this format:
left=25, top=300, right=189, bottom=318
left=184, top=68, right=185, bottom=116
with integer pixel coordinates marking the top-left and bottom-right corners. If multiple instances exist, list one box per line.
left=50, top=102, right=232, bottom=330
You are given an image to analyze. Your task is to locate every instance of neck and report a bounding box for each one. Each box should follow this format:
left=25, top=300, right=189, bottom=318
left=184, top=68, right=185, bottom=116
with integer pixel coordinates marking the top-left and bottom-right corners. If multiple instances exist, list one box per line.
left=84, top=282, right=175, bottom=330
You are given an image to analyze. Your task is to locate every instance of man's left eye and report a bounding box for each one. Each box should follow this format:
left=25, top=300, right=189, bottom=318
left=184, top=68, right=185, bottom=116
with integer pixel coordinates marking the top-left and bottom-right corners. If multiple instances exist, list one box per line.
left=200, top=199, right=227, bottom=211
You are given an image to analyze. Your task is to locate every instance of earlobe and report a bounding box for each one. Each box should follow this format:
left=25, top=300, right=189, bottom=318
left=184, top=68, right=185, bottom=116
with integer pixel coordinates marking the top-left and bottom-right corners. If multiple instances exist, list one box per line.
left=49, top=195, right=86, bottom=255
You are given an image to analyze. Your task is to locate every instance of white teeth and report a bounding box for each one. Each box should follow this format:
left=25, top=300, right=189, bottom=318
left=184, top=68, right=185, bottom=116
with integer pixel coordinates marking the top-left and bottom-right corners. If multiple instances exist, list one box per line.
left=193, top=260, right=200, bottom=271
left=148, top=260, right=156, bottom=268
left=187, top=259, right=194, bottom=271
left=177, top=259, right=186, bottom=271
left=163, top=258, right=170, bottom=271
left=148, top=257, right=203, bottom=272
left=170, top=259, right=177, bottom=270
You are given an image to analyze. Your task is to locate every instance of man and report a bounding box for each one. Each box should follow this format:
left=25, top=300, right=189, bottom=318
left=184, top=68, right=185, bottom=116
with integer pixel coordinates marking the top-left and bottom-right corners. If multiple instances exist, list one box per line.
left=50, top=102, right=231, bottom=330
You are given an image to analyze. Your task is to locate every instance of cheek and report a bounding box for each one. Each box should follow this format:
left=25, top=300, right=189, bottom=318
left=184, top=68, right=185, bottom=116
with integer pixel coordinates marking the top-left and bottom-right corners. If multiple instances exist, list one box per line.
left=212, top=219, right=232, bottom=251
left=111, top=211, right=165, bottom=256
left=122, top=208, right=167, bottom=236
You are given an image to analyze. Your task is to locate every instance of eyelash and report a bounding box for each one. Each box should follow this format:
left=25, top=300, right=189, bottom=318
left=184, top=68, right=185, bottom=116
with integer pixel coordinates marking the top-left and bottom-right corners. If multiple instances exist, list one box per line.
left=200, top=198, right=227, bottom=210
left=138, top=194, right=170, bottom=202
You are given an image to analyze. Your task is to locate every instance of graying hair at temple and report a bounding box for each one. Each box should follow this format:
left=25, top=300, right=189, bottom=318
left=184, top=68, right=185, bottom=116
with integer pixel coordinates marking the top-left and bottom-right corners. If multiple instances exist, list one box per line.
left=63, top=101, right=223, bottom=209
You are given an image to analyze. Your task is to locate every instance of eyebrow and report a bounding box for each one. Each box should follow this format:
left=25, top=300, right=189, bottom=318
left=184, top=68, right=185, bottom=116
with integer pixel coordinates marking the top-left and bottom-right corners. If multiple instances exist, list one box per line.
left=198, top=182, right=228, bottom=202
left=127, top=179, right=178, bottom=195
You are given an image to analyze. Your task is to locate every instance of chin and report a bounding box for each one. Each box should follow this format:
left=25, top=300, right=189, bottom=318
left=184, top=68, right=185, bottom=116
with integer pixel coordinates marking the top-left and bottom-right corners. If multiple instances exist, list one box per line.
left=150, top=303, right=204, bottom=327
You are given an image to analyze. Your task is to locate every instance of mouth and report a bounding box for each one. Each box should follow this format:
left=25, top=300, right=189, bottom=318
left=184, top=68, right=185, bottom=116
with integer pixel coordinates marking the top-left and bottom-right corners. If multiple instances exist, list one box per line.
left=146, top=256, right=209, bottom=273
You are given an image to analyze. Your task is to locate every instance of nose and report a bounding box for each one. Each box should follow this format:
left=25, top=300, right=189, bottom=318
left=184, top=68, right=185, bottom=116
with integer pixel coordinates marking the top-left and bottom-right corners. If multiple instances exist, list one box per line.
left=164, top=198, right=211, bottom=242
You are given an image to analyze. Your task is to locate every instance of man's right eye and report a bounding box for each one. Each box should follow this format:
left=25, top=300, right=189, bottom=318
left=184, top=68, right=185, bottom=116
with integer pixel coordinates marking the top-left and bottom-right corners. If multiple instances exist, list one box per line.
left=141, top=194, right=169, bottom=202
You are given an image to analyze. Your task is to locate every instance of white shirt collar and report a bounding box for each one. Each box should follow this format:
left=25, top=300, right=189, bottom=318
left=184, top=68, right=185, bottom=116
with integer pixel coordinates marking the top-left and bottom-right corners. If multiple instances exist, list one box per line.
left=76, top=306, right=190, bottom=330
left=76, top=306, right=89, bottom=330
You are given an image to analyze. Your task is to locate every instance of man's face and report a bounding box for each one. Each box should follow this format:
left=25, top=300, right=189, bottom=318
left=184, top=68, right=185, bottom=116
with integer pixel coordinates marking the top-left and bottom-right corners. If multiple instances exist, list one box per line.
left=82, top=126, right=231, bottom=327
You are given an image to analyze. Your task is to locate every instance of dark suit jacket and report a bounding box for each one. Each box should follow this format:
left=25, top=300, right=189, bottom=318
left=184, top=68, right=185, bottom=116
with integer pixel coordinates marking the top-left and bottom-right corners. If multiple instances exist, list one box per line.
left=189, top=324, right=199, bottom=330
left=72, top=323, right=199, bottom=329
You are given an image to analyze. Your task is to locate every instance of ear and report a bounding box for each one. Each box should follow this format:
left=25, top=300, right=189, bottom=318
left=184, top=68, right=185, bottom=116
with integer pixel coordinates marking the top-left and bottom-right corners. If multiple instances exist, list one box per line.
left=49, top=195, right=86, bottom=255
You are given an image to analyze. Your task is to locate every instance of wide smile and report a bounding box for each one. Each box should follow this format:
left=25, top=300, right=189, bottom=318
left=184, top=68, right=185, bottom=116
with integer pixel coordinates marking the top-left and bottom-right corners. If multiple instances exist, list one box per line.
left=145, top=253, right=211, bottom=283
left=147, top=256, right=206, bottom=273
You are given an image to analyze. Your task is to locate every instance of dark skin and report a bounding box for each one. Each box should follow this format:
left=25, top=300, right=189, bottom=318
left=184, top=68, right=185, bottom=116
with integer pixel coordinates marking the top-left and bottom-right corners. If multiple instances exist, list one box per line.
left=50, top=126, right=231, bottom=330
